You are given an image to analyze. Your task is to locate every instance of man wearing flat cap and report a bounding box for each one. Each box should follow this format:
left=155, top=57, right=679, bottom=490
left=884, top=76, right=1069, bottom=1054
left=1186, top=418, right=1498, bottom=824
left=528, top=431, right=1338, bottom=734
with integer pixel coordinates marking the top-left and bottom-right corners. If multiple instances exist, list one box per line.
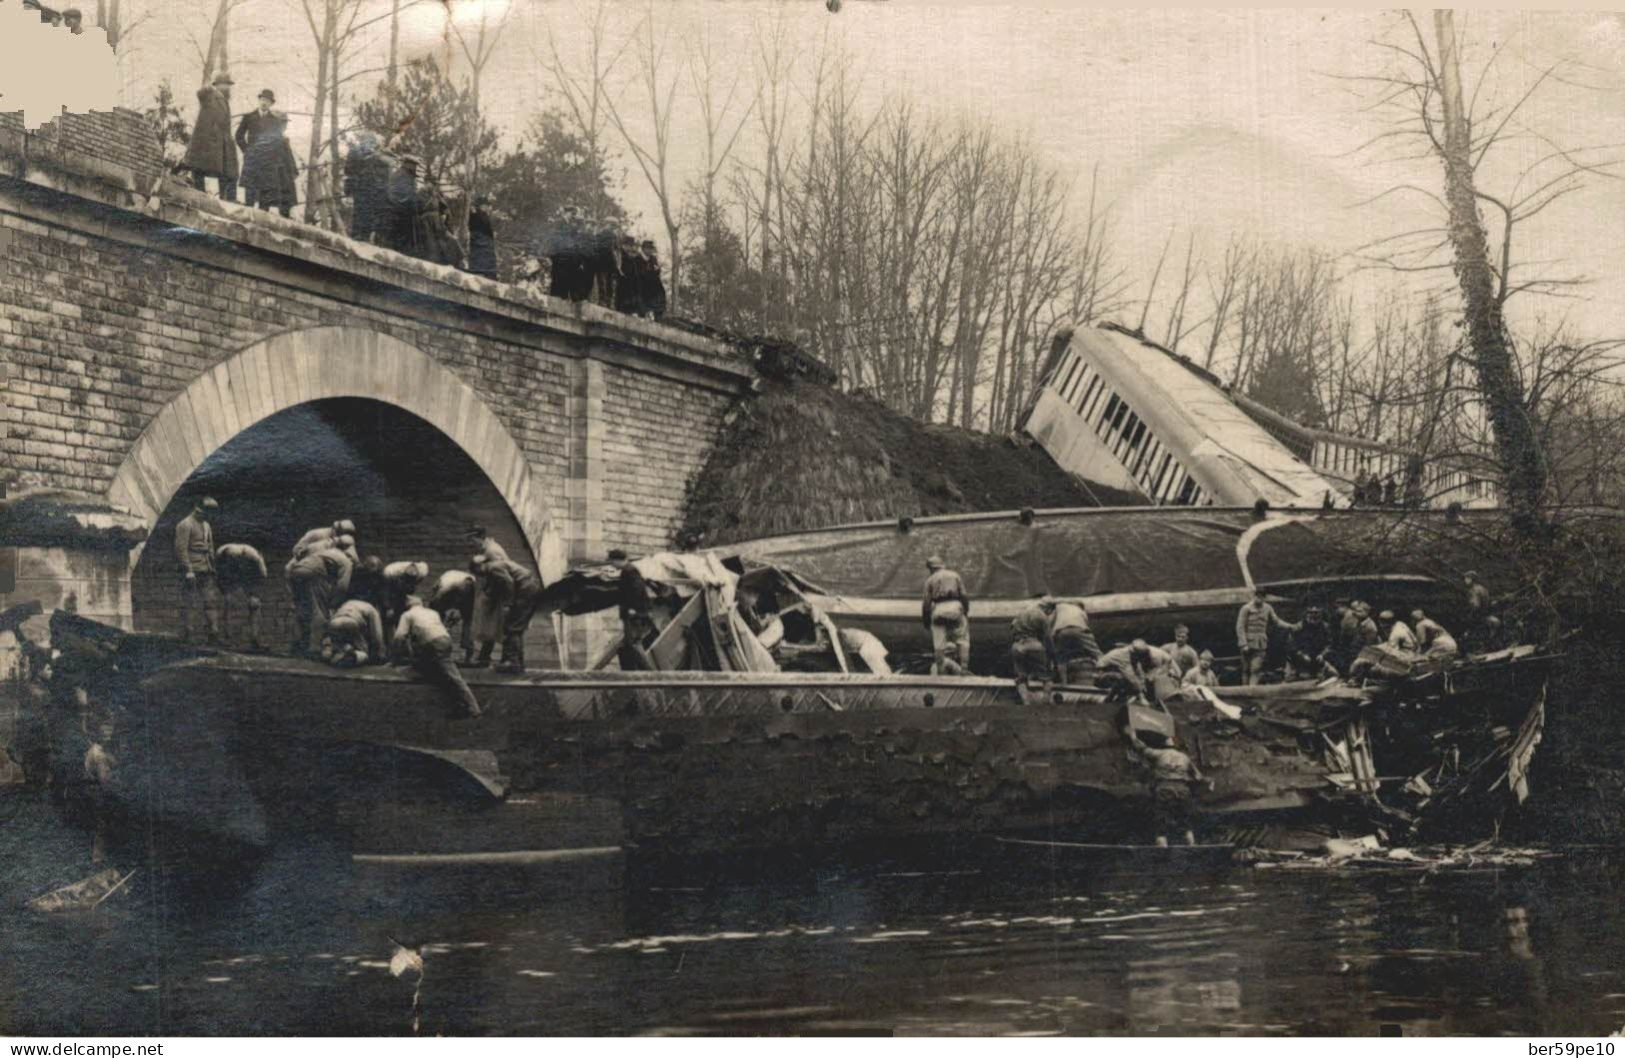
left=182, top=72, right=239, bottom=202
left=175, top=497, right=222, bottom=644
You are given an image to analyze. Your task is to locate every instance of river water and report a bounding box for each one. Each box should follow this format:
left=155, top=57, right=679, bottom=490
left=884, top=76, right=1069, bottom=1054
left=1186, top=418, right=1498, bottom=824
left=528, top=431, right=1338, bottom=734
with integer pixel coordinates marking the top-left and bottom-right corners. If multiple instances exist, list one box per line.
left=4, top=837, right=1625, bottom=1037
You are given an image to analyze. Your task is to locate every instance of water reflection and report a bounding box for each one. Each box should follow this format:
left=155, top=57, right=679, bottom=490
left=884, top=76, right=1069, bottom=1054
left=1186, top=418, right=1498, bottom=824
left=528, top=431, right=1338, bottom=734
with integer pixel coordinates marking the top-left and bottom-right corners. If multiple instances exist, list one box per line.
left=3, top=851, right=1624, bottom=1036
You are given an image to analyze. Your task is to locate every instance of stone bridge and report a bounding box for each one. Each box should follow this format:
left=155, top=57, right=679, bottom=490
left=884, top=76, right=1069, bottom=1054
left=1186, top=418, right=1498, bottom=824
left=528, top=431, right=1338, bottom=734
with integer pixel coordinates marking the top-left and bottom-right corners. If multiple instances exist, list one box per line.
left=0, top=107, right=754, bottom=667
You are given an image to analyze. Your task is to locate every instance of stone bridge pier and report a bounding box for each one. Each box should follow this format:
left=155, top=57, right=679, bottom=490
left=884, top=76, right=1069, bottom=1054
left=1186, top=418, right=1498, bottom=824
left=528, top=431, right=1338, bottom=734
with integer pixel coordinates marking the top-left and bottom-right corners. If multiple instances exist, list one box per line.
left=0, top=107, right=753, bottom=674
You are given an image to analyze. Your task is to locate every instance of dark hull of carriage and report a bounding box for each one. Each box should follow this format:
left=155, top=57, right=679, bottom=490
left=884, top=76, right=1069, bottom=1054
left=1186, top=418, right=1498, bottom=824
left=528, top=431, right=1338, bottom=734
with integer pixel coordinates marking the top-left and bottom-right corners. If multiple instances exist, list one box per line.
left=126, top=645, right=1554, bottom=862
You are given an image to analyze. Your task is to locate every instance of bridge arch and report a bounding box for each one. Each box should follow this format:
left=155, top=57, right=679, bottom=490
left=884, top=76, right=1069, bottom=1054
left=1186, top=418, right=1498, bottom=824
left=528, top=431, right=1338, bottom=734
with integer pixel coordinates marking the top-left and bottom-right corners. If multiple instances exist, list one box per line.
left=107, top=326, right=564, bottom=581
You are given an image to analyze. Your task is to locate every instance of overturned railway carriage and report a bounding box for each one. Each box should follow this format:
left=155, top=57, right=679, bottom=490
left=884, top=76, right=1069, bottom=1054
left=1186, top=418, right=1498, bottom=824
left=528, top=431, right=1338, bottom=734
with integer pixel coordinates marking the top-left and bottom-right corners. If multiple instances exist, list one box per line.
left=728, top=506, right=1493, bottom=674
left=44, top=550, right=1547, bottom=866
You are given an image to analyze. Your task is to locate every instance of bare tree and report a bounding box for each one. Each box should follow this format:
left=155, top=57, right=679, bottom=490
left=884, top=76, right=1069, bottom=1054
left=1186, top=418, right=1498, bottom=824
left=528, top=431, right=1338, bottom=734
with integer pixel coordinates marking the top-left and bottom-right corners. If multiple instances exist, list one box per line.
left=602, top=7, right=685, bottom=308
left=681, top=19, right=756, bottom=322
left=447, top=0, right=513, bottom=240
left=1352, top=11, right=1621, bottom=527
left=536, top=0, right=629, bottom=157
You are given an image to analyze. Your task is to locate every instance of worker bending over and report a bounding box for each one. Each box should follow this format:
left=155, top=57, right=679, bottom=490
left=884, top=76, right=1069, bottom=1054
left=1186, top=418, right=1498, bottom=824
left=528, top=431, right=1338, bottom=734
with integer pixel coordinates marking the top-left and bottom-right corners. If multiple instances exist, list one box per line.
left=474, top=554, right=545, bottom=673
left=325, top=598, right=386, bottom=667
left=287, top=545, right=353, bottom=657
left=429, top=568, right=477, bottom=665
left=1008, top=595, right=1053, bottom=685
left=215, top=542, right=267, bottom=651
left=1049, top=597, right=1100, bottom=684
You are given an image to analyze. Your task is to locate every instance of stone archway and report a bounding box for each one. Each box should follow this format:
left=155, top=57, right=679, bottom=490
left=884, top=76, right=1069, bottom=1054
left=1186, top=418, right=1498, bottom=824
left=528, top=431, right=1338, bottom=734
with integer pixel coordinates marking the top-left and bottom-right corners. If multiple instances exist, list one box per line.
left=107, top=326, right=564, bottom=581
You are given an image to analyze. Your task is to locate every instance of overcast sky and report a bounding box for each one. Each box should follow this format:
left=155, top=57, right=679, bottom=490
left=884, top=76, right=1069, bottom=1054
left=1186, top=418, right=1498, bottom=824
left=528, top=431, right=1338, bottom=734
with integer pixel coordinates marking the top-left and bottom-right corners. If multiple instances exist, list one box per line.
left=101, top=2, right=1625, bottom=350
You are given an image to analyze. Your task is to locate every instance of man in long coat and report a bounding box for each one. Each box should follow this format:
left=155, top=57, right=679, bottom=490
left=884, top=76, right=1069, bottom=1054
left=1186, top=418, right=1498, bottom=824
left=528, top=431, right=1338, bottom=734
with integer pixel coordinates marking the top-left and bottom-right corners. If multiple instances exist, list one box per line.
left=182, top=73, right=238, bottom=202
left=236, top=90, right=298, bottom=217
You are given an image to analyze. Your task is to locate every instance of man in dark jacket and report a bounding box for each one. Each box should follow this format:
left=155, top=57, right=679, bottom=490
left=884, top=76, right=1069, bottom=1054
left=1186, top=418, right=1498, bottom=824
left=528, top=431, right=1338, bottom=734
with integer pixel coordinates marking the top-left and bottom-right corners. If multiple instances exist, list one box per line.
left=640, top=240, right=667, bottom=319
left=476, top=555, right=545, bottom=673
left=343, top=134, right=391, bottom=243
left=236, top=91, right=298, bottom=217
left=611, top=548, right=653, bottom=671
left=182, top=73, right=238, bottom=201
left=614, top=234, right=641, bottom=314
left=467, top=197, right=498, bottom=278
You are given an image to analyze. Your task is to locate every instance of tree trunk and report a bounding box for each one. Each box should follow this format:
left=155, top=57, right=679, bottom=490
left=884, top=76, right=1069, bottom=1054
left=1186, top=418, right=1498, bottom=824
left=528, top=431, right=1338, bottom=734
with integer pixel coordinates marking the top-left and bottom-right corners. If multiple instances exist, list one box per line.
left=303, top=21, right=331, bottom=224
left=1433, top=10, right=1547, bottom=530
left=200, top=0, right=229, bottom=84
left=328, top=48, right=342, bottom=230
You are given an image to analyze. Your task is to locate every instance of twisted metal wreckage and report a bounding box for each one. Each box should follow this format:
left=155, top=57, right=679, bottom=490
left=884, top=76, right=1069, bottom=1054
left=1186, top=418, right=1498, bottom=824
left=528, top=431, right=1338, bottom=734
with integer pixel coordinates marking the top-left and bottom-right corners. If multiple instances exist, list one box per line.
left=3, top=502, right=1554, bottom=871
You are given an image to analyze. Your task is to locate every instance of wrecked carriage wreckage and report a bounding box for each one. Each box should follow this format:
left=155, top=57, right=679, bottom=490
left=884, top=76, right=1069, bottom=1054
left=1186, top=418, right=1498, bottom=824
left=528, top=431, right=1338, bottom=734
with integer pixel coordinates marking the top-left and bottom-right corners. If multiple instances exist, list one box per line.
left=14, top=543, right=1557, bottom=870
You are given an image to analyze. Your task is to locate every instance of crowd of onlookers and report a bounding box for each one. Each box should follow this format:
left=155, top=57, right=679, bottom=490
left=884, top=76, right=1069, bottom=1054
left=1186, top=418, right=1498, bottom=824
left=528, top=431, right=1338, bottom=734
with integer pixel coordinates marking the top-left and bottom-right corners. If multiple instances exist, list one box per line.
left=173, top=92, right=668, bottom=318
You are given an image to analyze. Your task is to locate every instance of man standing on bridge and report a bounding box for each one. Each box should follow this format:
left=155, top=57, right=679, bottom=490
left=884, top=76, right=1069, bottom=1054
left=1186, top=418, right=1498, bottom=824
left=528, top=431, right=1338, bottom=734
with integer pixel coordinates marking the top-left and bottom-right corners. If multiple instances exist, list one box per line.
left=174, top=497, right=221, bottom=645
left=215, top=542, right=267, bottom=652
left=181, top=72, right=238, bottom=202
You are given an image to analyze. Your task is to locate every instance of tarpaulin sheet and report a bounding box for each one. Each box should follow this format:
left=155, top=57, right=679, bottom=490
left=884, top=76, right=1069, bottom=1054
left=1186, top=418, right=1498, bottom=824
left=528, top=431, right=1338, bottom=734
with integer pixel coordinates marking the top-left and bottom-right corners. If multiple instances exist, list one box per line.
left=736, top=510, right=1256, bottom=599
left=734, top=508, right=1520, bottom=602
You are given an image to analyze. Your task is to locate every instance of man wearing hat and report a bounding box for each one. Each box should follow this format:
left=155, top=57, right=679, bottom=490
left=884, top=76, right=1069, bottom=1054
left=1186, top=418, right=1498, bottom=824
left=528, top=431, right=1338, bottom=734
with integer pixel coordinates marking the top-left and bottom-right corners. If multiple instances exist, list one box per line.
left=922, top=555, right=971, bottom=675
left=174, top=497, right=221, bottom=644
left=1181, top=649, right=1220, bottom=689
left=236, top=89, right=298, bottom=218
left=1234, top=586, right=1299, bottom=686
left=182, top=72, right=239, bottom=202
left=639, top=240, right=667, bottom=320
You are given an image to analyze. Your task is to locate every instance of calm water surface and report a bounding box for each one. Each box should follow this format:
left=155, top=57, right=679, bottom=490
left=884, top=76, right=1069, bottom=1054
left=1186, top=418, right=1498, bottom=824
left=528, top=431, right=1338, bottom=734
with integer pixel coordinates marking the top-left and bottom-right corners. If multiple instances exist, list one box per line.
left=4, top=844, right=1624, bottom=1036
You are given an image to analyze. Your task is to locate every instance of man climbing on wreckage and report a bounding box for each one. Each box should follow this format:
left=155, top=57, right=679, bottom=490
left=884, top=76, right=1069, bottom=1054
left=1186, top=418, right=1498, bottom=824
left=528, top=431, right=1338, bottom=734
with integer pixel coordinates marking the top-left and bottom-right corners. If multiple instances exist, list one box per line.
left=1122, top=722, right=1207, bottom=847
left=922, top=555, right=971, bottom=675
left=391, top=595, right=481, bottom=718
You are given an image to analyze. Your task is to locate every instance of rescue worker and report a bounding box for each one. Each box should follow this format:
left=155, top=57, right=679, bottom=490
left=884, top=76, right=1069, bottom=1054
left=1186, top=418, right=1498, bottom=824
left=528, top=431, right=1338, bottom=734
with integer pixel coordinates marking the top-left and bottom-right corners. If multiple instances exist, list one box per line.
left=1288, top=605, right=1335, bottom=679
left=380, top=560, right=430, bottom=628
left=292, top=519, right=357, bottom=561
left=1377, top=609, right=1419, bottom=653
left=1009, top=595, right=1053, bottom=685
left=1097, top=640, right=1174, bottom=704
left=611, top=548, right=653, bottom=671
left=1235, top=587, right=1299, bottom=685
left=922, top=555, right=971, bottom=676
left=839, top=626, right=891, bottom=675
left=428, top=568, right=477, bottom=664
left=1182, top=649, right=1220, bottom=689
left=392, top=595, right=481, bottom=718
left=215, top=542, right=267, bottom=651
left=324, top=597, right=386, bottom=667
left=1049, top=596, right=1101, bottom=684
left=1161, top=623, right=1199, bottom=678
left=1410, top=609, right=1459, bottom=661
left=286, top=544, right=353, bottom=657
left=1123, top=723, right=1205, bottom=847
left=174, top=497, right=221, bottom=645
left=465, top=525, right=512, bottom=664
left=347, top=555, right=388, bottom=612
left=476, top=554, right=545, bottom=673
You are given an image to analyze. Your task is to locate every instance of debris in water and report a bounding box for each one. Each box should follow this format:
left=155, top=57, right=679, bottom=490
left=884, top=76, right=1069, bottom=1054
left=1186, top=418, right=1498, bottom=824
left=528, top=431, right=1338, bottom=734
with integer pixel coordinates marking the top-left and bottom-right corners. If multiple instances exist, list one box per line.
left=25, top=868, right=135, bottom=913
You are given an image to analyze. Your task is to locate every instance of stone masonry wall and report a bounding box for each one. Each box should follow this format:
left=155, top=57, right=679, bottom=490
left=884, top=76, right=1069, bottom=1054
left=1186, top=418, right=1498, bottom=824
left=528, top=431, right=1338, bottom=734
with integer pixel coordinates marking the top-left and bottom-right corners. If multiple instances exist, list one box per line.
left=599, top=362, right=736, bottom=554
left=0, top=207, right=578, bottom=499
left=0, top=108, right=163, bottom=177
